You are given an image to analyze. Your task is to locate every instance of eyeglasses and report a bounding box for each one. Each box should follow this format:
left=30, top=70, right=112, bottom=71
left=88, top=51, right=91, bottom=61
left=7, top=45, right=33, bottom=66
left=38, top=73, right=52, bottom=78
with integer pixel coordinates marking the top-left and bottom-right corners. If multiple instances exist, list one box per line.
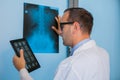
left=60, top=22, right=74, bottom=30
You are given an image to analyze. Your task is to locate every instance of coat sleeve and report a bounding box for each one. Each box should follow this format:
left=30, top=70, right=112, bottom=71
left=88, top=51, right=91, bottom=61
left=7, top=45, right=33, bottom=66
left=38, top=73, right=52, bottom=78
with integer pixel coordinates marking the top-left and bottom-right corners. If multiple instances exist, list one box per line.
left=19, top=68, right=33, bottom=80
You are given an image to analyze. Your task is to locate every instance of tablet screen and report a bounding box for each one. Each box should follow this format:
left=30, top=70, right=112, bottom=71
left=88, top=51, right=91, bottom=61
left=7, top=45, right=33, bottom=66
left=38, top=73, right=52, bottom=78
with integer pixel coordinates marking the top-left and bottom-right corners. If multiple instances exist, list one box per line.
left=10, top=38, right=40, bottom=72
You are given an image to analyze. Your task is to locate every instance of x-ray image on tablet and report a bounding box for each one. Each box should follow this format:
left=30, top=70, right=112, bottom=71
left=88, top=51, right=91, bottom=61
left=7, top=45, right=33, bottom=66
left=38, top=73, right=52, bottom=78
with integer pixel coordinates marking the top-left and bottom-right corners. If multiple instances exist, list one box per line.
left=10, top=38, right=40, bottom=72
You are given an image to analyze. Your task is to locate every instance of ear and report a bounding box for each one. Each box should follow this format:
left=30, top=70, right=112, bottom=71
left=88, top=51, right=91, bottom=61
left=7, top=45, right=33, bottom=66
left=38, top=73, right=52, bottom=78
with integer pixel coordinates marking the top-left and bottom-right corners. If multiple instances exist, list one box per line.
left=73, top=22, right=81, bottom=31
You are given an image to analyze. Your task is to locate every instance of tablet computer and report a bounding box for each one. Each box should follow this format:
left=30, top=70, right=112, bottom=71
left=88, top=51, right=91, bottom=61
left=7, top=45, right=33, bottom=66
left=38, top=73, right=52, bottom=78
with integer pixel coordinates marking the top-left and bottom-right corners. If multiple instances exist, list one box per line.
left=10, top=38, right=40, bottom=72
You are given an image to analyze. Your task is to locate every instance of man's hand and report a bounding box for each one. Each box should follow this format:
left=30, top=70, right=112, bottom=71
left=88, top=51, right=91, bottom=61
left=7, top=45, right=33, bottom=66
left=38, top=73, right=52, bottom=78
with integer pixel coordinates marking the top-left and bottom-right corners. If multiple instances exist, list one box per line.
left=52, top=16, right=62, bottom=36
left=13, top=49, right=26, bottom=71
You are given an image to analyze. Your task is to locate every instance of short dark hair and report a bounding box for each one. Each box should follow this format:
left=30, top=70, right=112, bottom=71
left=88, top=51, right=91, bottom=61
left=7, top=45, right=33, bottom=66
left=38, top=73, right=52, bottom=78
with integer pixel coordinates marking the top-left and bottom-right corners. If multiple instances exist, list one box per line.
left=64, top=8, right=93, bottom=34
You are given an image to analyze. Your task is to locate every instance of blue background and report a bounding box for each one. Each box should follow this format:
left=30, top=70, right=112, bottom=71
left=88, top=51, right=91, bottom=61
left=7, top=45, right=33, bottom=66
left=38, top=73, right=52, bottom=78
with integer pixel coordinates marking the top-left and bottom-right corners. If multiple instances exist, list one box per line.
left=0, top=0, right=120, bottom=80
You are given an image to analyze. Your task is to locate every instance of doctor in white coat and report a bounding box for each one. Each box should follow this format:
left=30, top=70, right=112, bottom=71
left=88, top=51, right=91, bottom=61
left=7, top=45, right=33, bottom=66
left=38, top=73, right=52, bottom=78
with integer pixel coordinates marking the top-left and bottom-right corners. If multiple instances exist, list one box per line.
left=13, top=8, right=110, bottom=80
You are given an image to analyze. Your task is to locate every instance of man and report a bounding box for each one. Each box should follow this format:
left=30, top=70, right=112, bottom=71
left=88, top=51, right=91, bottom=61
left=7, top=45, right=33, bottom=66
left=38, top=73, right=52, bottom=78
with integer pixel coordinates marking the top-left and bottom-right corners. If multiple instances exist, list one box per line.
left=13, top=8, right=110, bottom=80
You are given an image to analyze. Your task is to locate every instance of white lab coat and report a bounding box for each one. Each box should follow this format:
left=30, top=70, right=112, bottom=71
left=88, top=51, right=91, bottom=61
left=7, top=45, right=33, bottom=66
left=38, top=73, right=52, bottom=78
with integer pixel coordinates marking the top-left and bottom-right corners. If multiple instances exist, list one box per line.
left=20, top=40, right=110, bottom=80
left=54, top=40, right=110, bottom=80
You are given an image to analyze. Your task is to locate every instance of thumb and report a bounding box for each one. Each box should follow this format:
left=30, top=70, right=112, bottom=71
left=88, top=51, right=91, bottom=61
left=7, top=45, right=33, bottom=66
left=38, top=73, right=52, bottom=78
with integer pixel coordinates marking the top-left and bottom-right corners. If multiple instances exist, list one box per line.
left=52, top=26, right=62, bottom=35
left=20, top=49, right=24, bottom=58
left=52, top=26, right=58, bottom=33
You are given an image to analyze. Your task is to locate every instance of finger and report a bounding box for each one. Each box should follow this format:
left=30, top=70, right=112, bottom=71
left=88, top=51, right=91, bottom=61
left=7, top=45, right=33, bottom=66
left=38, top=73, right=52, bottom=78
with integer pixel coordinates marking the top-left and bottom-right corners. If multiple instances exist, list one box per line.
left=13, top=55, right=18, bottom=64
left=55, top=17, right=59, bottom=22
left=55, top=16, right=61, bottom=30
left=52, top=26, right=60, bottom=34
left=20, top=49, right=24, bottom=58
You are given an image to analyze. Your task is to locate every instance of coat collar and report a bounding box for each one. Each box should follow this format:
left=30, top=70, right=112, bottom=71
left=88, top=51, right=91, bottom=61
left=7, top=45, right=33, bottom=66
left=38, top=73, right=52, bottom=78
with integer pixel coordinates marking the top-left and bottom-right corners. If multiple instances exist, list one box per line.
left=73, top=40, right=96, bottom=56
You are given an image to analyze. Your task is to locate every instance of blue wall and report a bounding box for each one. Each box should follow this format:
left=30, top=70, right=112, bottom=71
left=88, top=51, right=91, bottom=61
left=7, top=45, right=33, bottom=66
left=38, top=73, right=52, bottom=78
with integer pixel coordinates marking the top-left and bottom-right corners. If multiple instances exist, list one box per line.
left=0, top=0, right=67, bottom=80
left=79, top=0, right=120, bottom=80
left=0, top=0, right=120, bottom=80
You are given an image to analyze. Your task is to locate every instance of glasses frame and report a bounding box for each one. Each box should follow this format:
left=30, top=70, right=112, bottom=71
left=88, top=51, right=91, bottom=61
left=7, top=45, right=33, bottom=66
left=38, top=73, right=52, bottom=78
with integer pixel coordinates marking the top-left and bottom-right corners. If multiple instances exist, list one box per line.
left=60, top=22, right=74, bottom=30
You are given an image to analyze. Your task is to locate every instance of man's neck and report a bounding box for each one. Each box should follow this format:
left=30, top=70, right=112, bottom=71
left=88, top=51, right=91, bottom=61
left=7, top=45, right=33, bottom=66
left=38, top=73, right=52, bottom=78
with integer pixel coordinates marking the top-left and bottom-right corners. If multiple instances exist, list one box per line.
left=72, top=34, right=90, bottom=48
